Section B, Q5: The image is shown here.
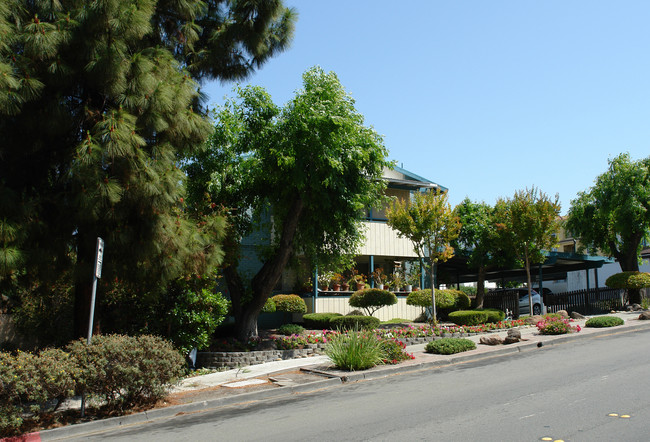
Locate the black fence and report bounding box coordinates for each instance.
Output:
[483,287,627,317]
[544,288,626,315]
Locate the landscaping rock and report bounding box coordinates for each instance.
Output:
[556,310,569,318]
[638,311,650,320]
[507,329,521,339]
[570,311,587,319]
[479,335,503,346]
[524,315,544,325]
[503,336,520,345]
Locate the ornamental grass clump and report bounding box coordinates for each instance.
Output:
[536,316,581,335]
[425,338,476,355]
[585,316,624,328]
[325,330,385,370]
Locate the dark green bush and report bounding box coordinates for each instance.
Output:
[585,316,624,328]
[271,294,307,313]
[479,308,506,323]
[330,315,381,330]
[349,288,397,316]
[455,292,471,310]
[605,271,650,289]
[68,334,184,412]
[302,312,343,329]
[425,337,476,355]
[276,324,305,335]
[448,310,489,326]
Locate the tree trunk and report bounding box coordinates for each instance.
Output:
[475,265,486,309]
[234,196,304,341]
[612,239,642,304]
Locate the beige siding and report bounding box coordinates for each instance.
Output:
[357,221,418,257]
[312,296,422,321]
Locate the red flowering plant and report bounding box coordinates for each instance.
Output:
[379,339,415,364]
[536,316,581,335]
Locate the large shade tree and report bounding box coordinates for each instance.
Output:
[185,67,390,340]
[493,187,561,314]
[386,191,461,322]
[0,0,296,338]
[566,153,650,303]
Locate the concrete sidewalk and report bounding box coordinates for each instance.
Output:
[34,311,650,441]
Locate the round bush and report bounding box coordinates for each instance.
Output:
[261,298,277,313]
[302,312,342,329]
[585,316,624,328]
[605,271,650,289]
[276,324,305,335]
[406,289,455,309]
[271,294,307,313]
[349,288,397,316]
[330,315,381,330]
[425,337,476,355]
[448,310,489,326]
[479,308,505,323]
[454,291,471,310]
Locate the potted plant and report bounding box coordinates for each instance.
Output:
[331,273,343,291]
[390,272,406,292]
[317,271,334,291]
[347,270,367,291]
[406,268,421,291]
[371,268,386,289]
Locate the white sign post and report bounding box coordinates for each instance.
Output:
[87,237,104,345]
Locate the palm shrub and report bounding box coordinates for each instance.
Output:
[325,330,385,370]
[425,338,476,355]
[349,288,397,316]
[585,316,624,328]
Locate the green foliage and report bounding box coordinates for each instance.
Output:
[479,308,506,323]
[270,294,307,313]
[330,315,381,331]
[425,338,476,355]
[0,0,296,339]
[379,339,413,364]
[185,66,390,339]
[349,288,397,316]
[261,298,277,313]
[0,348,77,434]
[276,324,305,335]
[448,310,490,326]
[605,272,650,289]
[585,316,624,328]
[387,191,461,319]
[166,284,229,353]
[302,312,343,329]
[455,292,472,310]
[325,330,385,370]
[68,334,184,412]
[407,289,470,319]
[567,153,650,275]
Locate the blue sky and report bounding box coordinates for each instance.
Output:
[203,1,650,214]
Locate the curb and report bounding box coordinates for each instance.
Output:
[36,319,650,440]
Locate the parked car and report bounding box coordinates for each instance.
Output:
[487,288,544,317]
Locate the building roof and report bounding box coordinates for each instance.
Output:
[383,165,448,192]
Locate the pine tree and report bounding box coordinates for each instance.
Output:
[0,0,295,339]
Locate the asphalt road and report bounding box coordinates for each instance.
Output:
[65,327,650,441]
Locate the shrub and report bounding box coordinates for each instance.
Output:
[448,310,489,326]
[325,330,385,370]
[585,316,624,328]
[276,324,305,335]
[68,334,184,412]
[0,348,78,434]
[302,312,342,329]
[605,271,650,289]
[349,288,397,316]
[261,297,277,313]
[425,338,476,355]
[536,317,580,335]
[330,315,381,331]
[479,308,506,323]
[406,289,454,309]
[380,339,414,364]
[271,294,307,313]
[455,291,471,310]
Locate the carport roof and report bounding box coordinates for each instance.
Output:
[438,251,615,284]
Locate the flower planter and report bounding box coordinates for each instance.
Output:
[332,283,341,291]
[355,283,365,291]
[341,283,350,291]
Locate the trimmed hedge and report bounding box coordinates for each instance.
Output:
[276,324,305,335]
[302,312,343,329]
[425,337,476,355]
[448,310,489,326]
[479,308,506,323]
[270,294,307,313]
[349,288,397,316]
[330,315,381,330]
[261,298,277,313]
[585,316,624,328]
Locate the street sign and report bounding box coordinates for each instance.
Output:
[94,237,104,279]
